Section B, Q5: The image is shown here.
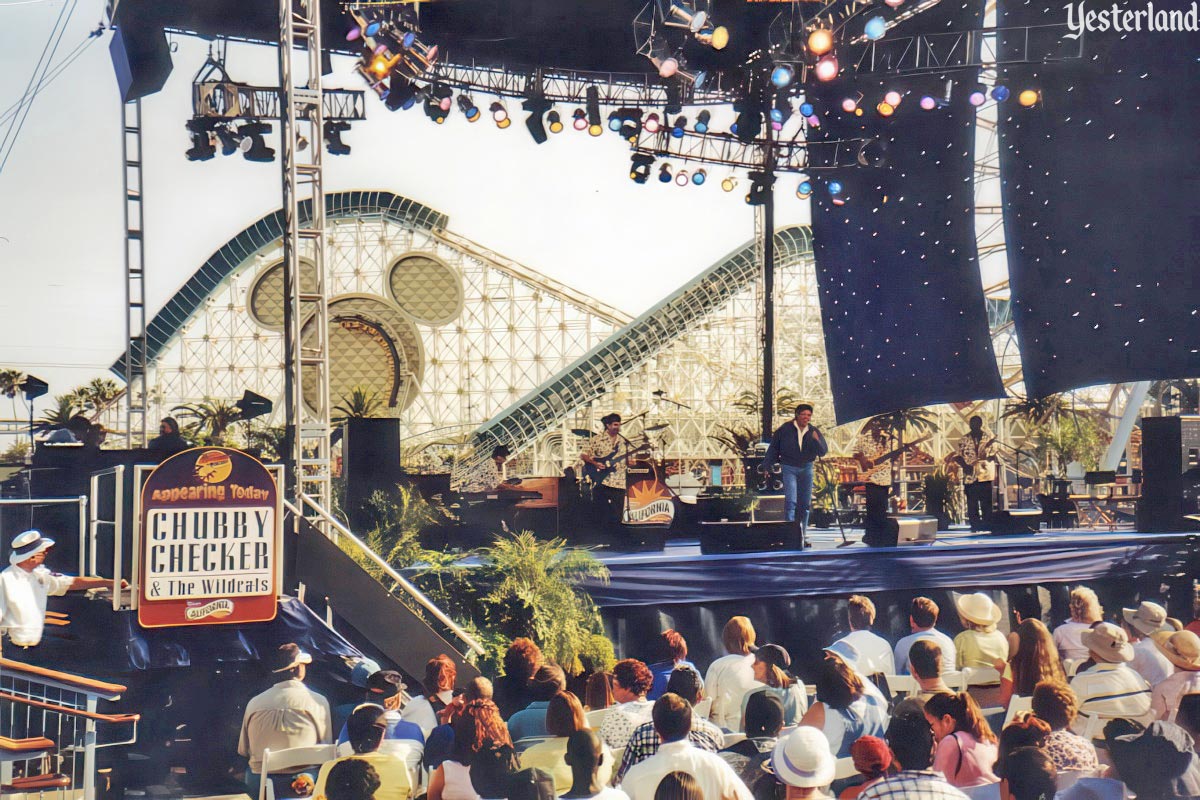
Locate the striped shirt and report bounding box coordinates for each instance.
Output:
[1069,663,1153,732]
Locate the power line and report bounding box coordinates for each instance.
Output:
[0,32,100,128]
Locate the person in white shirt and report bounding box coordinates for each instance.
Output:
[705,616,759,732]
[1053,586,1103,663]
[238,643,333,795]
[832,595,895,677]
[1149,630,1200,722]
[562,729,629,800]
[1068,622,1153,733]
[771,726,836,800]
[620,693,753,800]
[403,654,459,738]
[893,596,957,675]
[599,659,656,750]
[0,530,114,649]
[1121,600,1176,686]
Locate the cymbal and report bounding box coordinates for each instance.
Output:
[570,428,594,438]
[645,423,671,432]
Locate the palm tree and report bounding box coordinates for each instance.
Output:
[0,369,25,418]
[731,388,800,419]
[38,395,78,428]
[172,399,241,444]
[869,407,938,489]
[709,424,759,457]
[333,386,384,424]
[73,378,121,412]
[1002,394,1072,428]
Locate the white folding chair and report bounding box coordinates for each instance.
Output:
[259,744,337,800]
[1002,695,1033,729]
[942,670,968,692]
[585,707,610,730]
[884,674,919,697]
[1055,770,1097,791]
[961,666,1002,686]
[692,696,713,720]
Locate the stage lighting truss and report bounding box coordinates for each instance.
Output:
[851,21,1085,74]
[348,7,439,97]
[633,2,719,94]
[631,127,879,174]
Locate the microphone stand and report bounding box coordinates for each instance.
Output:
[991,440,1036,509]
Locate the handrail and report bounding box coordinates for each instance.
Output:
[286,495,485,656]
[0,496,89,575]
[0,658,127,699]
[0,692,141,724]
[0,735,56,752]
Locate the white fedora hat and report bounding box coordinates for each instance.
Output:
[10,530,55,566]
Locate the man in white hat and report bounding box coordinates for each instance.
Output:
[238,642,333,795]
[1149,630,1200,723]
[770,726,835,799]
[1069,622,1154,734]
[1121,600,1176,686]
[0,529,114,649]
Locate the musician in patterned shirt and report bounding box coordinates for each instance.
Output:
[581,414,630,531]
[954,416,995,531]
[854,418,895,542]
[458,446,511,493]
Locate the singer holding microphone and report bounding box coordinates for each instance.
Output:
[763,404,829,538]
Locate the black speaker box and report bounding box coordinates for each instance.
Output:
[1137,416,1200,530]
[863,513,938,547]
[990,507,1043,535]
[110,25,173,102]
[699,520,801,554]
[344,418,402,533]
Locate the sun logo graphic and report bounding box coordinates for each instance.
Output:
[194,450,234,484]
[624,481,676,525]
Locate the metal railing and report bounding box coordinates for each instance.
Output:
[0,497,87,576]
[88,467,125,612]
[0,659,139,800]
[285,495,485,656]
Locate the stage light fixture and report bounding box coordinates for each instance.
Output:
[523,94,553,143]
[665,1,708,32]
[385,74,418,111]
[185,119,216,161]
[458,94,481,122]
[547,110,564,133]
[842,97,859,113]
[491,101,510,128]
[325,121,352,154]
[643,112,662,133]
[216,125,240,155]
[721,176,738,192]
[692,169,706,185]
[771,65,794,88]
[347,26,361,42]
[572,108,588,130]
[876,101,894,117]
[864,16,887,40]
[969,89,986,106]
[920,95,936,110]
[675,169,690,186]
[423,95,448,123]
[237,121,274,162]
[658,163,673,183]
[664,82,683,116]
[586,86,603,135]
[671,116,687,138]
[630,153,655,183]
[746,170,774,205]
[400,31,417,50]
[808,28,833,56]
[797,180,813,199]
[992,85,1011,101]
[884,90,902,107]
[814,55,838,82]
[608,111,622,132]
[694,110,711,133]
[696,25,729,50]
[1019,89,1039,106]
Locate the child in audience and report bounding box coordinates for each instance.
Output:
[924,692,999,788]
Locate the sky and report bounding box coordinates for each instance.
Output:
[0,0,1003,420]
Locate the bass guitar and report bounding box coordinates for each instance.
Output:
[583,443,650,485]
[852,433,934,472]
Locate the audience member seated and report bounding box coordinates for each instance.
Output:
[427,699,513,800]
[621,694,753,800]
[1121,601,1176,687]
[993,747,1055,800]
[721,691,785,797]
[509,767,557,800]
[953,593,1008,671]
[496,639,545,720]
[468,744,521,800]
[1069,623,1153,733]
[334,658,382,732]
[1005,593,1042,658]
[893,640,952,717]
[654,772,703,800]
[923,692,998,788]
[586,671,615,712]
[317,705,413,800]
[404,655,460,738]
[1054,587,1104,663]
[563,730,630,800]
[1029,680,1099,774]
[742,644,808,727]
[601,659,657,750]
[617,666,723,784]
[521,690,613,793]
[648,630,699,701]
[1150,630,1200,722]
[799,652,888,758]
[706,616,760,732]
[964,715,1051,800]
[509,665,569,744]
[1106,719,1200,798]
[426,677,494,771]
[337,671,425,767]
[858,713,968,799]
[323,759,382,800]
[837,736,893,800]
[771,726,836,800]
[831,596,895,678]
[1176,693,1200,752]
[999,619,1064,709]
[238,643,333,797]
[894,597,957,676]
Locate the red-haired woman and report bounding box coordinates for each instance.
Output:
[647,630,699,700]
[403,654,459,738]
[427,699,512,800]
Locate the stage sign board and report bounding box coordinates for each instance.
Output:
[138,447,281,628]
[623,462,676,526]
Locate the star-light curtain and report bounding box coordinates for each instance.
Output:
[807,0,1004,423]
[997,0,1200,397]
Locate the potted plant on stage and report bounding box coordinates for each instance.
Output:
[924,466,964,529]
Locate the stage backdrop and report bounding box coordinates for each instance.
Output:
[997,0,1200,397]
[807,0,1004,423]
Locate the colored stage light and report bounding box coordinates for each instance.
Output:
[969,90,986,106]
[491,101,511,128]
[920,95,936,110]
[864,16,887,40]
[692,169,706,185]
[458,95,480,122]
[659,163,673,183]
[630,153,654,183]
[1019,89,1039,106]
[884,90,902,107]
[365,21,381,36]
[799,102,814,117]
[573,109,588,130]
[694,110,711,133]
[721,176,737,192]
[814,55,838,82]
[325,121,352,154]
[643,113,661,133]
[671,116,687,138]
[808,29,833,56]
[676,169,690,186]
[877,101,894,117]
[547,110,563,133]
[992,85,1010,101]
[698,26,729,50]
[771,65,794,88]
[797,180,813,199]
[829,180,843,195]
[842,97,858,113]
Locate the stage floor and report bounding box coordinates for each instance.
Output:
[580,527,1197,608]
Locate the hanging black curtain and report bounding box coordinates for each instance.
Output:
[997,0,1200,397]
[807,0,1004,423]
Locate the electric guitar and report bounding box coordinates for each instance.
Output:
[852,433,934,472]
[583,443,651,485]
[954,437,998,480]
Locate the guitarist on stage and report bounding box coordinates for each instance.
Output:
[581,413,631,531]
[853,418,895,539]
[764,404,829,532]
[954,415,997,531]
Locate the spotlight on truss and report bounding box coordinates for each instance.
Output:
[237,121,274,162]
[325,121,352,154]
[185,119,215,161]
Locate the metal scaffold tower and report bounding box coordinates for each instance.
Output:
[121,98,148,447]
[279,0,332,522]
